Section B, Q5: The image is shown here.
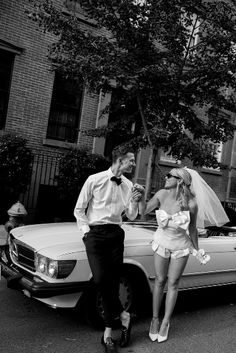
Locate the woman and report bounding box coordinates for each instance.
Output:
[142,167,229,343]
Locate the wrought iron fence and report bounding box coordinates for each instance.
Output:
[20,152,60,222]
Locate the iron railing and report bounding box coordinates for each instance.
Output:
[20,151,60,221]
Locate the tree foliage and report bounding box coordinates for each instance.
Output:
[28,0,236,168]
[57,147,110,198]
[54,148,109,220]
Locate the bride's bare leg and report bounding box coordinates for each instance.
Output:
[150,253,169,333]
[159,255,189,336]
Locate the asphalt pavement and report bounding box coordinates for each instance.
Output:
[0,277,236,353]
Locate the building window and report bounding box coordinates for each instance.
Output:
[0,49,14,129]
[47,74,83,143]
[160,142,222,168]
[159,148,180,164]
[185,13,200,49]
[209,142,222,162]
[203,141,222,171]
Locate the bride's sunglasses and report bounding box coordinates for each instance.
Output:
[165,173,180,180]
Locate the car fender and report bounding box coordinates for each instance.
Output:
[123,257,152,292]
[84,257,152,291]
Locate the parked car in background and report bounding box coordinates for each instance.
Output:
[221,204,236,227]
[205,205,236,237]
[1,220,236,326]
[206,225,236,237]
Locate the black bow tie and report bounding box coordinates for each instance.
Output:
[110,176,122,185]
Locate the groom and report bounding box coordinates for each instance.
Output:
[74,147,144,353]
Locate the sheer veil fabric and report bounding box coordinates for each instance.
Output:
[185,168,229,228]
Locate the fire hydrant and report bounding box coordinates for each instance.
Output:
[0,201,28,263]
[4,201,28,234]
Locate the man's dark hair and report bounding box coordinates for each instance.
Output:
[111,146,135,163]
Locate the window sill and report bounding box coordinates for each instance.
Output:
[158,159,180,167]
[200,167,222,176]
[158,160,222,176]
[43,138,76,149]
[62,7,97,27]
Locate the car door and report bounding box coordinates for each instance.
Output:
[180,234,236,290]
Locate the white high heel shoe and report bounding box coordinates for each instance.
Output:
[157,323,170,343]
[149,332,158,342]
[149,317,159,342]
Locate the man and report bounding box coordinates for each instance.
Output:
[74,148,144,353]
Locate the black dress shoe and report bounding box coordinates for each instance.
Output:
[101,336,117,353]
[119,317,132,347]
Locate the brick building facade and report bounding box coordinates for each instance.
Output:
[0,0,109,222]
[0,0,236,223]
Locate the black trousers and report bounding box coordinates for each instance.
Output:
[83,224,125,327]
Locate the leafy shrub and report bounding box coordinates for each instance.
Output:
[56,148,110,220]
[0,134,33,222]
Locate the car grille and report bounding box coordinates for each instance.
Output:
[10,238,35,272]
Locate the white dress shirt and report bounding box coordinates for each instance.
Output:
[74,168,138,235]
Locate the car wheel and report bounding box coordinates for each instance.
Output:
[83,274,135,328]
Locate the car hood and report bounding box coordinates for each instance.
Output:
[11,223,84,258]
[10,222,154,258]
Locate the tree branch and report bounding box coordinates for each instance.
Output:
[137,94,153,148]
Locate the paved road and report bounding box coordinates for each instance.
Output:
[1,278,236,353]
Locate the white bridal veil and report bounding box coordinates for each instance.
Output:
[185,168,229,228]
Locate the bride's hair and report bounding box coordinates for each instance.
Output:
[170,168,195,210]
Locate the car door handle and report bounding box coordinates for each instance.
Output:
[234,247,236,250]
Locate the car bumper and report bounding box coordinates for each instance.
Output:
[0,250,89,299]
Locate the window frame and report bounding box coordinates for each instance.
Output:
[0,49,15,129]
[47,73,84,143]
[202,141,223,172]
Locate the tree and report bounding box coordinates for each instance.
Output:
[0,134,33,223]
[27,0,236,198]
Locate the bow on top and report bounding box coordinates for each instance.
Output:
[156,210,190,230]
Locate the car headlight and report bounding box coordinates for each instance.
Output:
[35,255,76,279]
[48,260,58,278]
[37,256,48,274]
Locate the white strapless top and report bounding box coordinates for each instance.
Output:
[153,209,192,251]
[156,209,190,230]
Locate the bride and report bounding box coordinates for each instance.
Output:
[140,167,229,343]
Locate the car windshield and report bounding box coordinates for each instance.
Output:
[124,220,157,231]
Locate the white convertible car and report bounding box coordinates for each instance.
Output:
[1,221,236,325]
